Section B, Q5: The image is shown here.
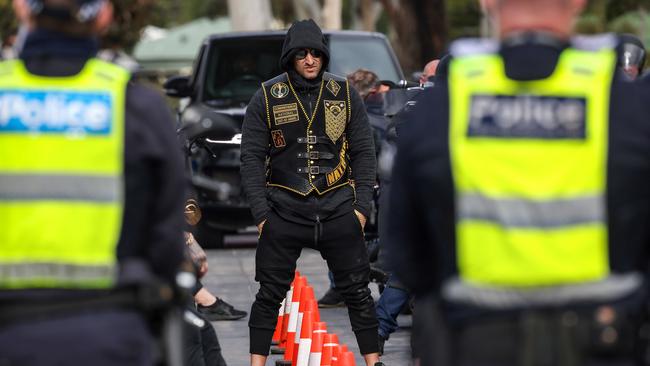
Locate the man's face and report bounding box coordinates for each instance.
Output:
[293,48,323,80]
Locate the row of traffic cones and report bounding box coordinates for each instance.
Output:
[271,271,357,366]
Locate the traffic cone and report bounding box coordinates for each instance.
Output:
[281,274,303,348]
[293,285,315,362]
[331,345,348,366]
[321,333,339,366]
[274,275,300,354]
[277,276,308,366]
[337,351,356,366]
[308,322,326,366]
[295,311,314,366]
[305,299,320,322]
[272,298,286,345]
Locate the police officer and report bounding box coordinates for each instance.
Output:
[241,19,382,366]
[0,0,186,365]
[387,0,650,365]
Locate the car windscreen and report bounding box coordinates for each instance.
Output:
[328,35,401,83]
[203,38,283,106]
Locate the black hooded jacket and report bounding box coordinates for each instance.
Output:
[241,20,376,225]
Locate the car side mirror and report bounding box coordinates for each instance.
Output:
[164,76,192,98]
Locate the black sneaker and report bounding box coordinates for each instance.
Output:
[317,288,346,308]
[197,298,247,321]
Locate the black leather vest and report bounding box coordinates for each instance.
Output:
[262,72,351,195]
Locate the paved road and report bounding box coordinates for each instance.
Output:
[202,247,413,365]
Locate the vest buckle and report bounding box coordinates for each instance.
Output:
[307,135,317,144]
[309,151,319,159]
[309,166,320,175]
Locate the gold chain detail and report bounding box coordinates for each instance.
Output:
[261,83,271,129]
[287,74,325,187]
[287,75,325,127]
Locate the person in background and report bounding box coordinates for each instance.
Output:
[0,0,186,365]
[241,19,382,366]
[419,59,440,86]
[388,0,650,365]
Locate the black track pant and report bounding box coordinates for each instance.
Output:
[249,210,379,355]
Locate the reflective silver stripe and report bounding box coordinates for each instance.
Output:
[458,193,604,228]
[442,273,642,309]
[0,262,116,284]
[0,174,119,202]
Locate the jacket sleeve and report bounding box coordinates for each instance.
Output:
[122,82,186,283]
[241,88,271,225]
[386,87,444,296]
[346,87,377,218]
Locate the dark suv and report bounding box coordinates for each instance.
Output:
[165,30,404,247]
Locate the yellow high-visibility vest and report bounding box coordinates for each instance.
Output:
[449,46,615,287]
[0,59,129,289]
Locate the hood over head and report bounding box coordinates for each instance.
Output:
[280,19,330,72]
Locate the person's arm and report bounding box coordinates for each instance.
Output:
[122,82,186,282]
[346,87,377,221]
[241,88,271,226]
[386,86,446,295]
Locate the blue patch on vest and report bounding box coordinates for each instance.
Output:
[467,95,586,139]
[0,90,113,135]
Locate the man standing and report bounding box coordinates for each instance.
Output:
[0,0,186,365]
[241,19,382,366]
[388,0,650,365]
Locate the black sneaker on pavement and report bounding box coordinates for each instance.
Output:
[317,288,346,308]
[197,298,247,321]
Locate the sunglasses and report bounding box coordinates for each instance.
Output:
[295,48,323,60]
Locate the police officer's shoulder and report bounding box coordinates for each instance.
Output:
[449,38,499,58]
[571,33,618,52]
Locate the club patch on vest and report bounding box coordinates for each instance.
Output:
[467,95,586,139]
[270,82,289,98]
[327,140,348,186]
[324,100,346,142]
[272,103,300,125]
[271,129,286,148]
[0,90,112,135]
[326,79,341,96]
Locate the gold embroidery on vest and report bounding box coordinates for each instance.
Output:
[326,79,341,96]
[324,100,346,143]
[326,140,348,186]
[270,82,289,98]
[272,103,300,125]
[271,130,286,148]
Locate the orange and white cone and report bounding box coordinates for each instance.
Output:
[305,298,320,322]
[295,311,314,366]
[271,298,286,345]
[277,276,308,366]
[293,285,315,362]
[337,351,356,366]
[331,345,348,366]
[308,322,326,366]
[280,274,301,349]
[321,333,339,366]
